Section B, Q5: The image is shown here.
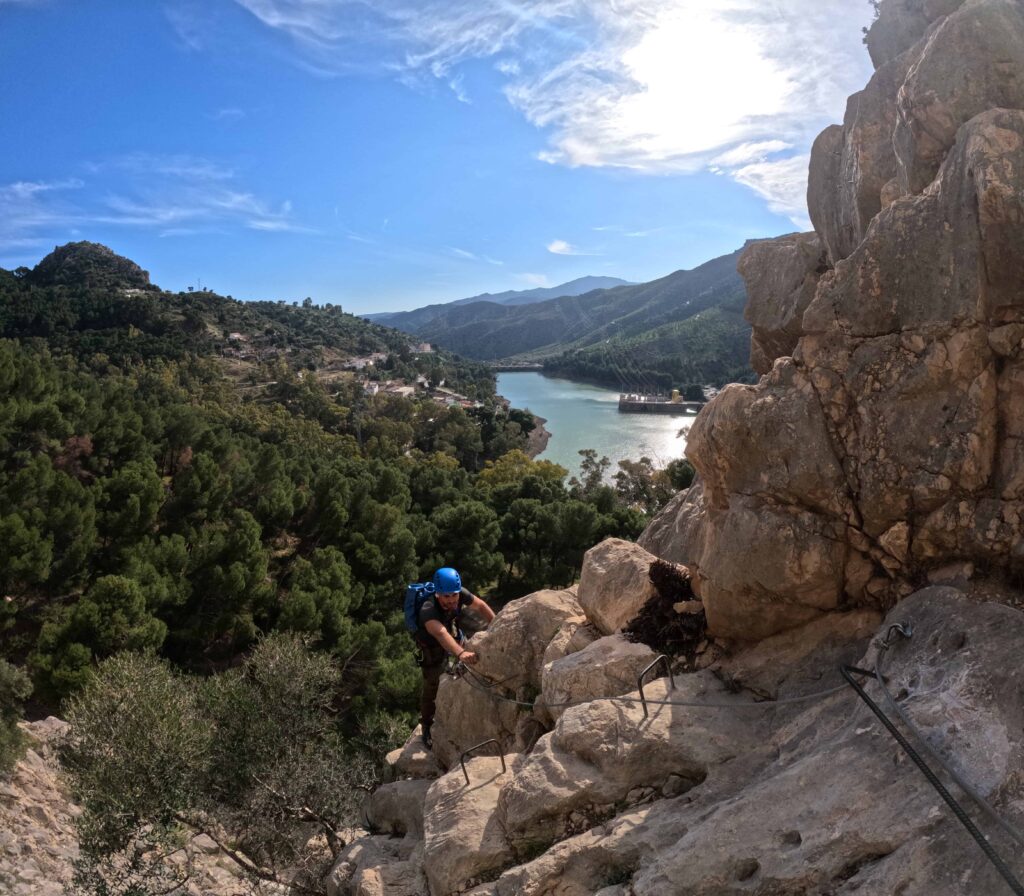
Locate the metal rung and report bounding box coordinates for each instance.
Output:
[459,738,506,786]
[637,654,675,719]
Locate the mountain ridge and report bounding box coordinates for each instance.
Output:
[365,275,633,328]
[389,248,753,387]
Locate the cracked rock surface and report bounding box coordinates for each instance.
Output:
[664,0,1024,640]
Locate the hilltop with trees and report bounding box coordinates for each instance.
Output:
[0,243,692,795]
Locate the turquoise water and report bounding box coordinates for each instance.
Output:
[497,372,691,478]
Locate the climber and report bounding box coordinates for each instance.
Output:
[416,566,495,749]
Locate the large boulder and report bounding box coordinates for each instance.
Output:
[422,756,523,896]
[383,728,441,783]
[637,480,708,569]
[365,779,432,838]
[431,588,583,768]
[500,673,765,854]
[577,539,663,635]
[673,106,1024,638]
[892,0,1024,195]
[471,588,584,690]
[864,0,966,68]
[739,232,826,372]
[326,835,426,896]
[430,671,531,771]
[541,635,657,721]
[540,616,599,669]
[444,590,1024,896]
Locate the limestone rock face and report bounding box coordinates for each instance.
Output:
[864,0,966,68]
[327,835,426,896]
[540,634,657,721]
[643,0,1024,639]
[892,0,1024,195]
[422,756,522,896]
[384,728,442,783]
[739,232,825,372]
[636,481,707,569]
[430,672,529,771]
[382,590,1024,896]
[540,616,599,670]
[808,52,910,263]
[501,674,765,854]
[577,539,662,635]
[471,588,584,690]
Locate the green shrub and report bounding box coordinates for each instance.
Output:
[0,659,31,775]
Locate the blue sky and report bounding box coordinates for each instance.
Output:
[0,0,875,313]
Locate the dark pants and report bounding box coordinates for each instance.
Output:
[417,637,447,731]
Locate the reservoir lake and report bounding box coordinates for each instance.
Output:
[497,372,691,478]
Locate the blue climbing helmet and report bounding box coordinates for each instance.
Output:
[432,567,461,594]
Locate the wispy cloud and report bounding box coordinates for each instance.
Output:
[208,0,873,224]
[730,153,813,227]
[547,238,598,256]
[519,272,550,288]
[0,154,309,257]
[449,246,504,265]
[208,107,247,122]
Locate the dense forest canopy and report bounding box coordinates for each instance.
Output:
[0,243,689,745]
[0,242,698,894]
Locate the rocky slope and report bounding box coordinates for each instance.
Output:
[334,542,1024,896]
[0,721,255,896]
[336,1,1024,894]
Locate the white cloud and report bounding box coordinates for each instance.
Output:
[519,272,550,287]
[209,0,874,224]
[547,238,598,256]
[731,154,814,226]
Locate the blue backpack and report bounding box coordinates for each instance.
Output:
[403,582,436,635]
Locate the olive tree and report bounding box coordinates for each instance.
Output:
[62,635,403,896]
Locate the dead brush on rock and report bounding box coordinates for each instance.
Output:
[623,560,708,668]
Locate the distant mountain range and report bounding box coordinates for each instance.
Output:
[366,249,753,388]
[366,276,633,330]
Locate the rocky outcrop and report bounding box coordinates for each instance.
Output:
[808,52,909,264]
[342,581,1024,896]
[739,232,826,373]
[656,0,1024,641]
[0,720,77,896]
[864,0,966,68]
[430,587,582,767]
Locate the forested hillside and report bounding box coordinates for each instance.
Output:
[543,303,752,390]
[0,243,685,765]
[369,275,632,329]
[375,248,754,388]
